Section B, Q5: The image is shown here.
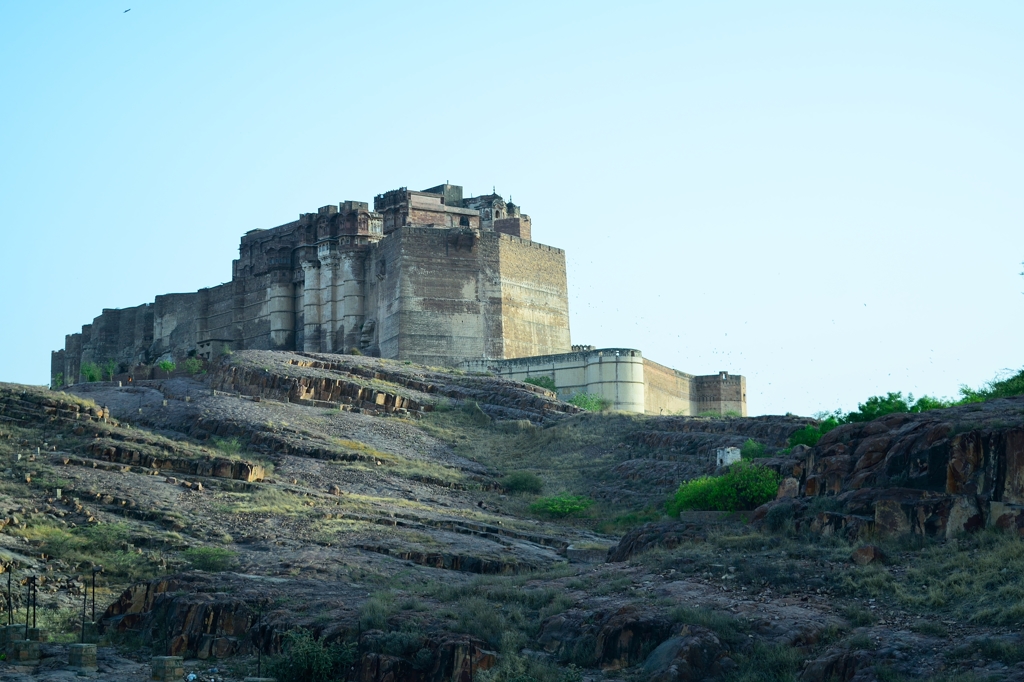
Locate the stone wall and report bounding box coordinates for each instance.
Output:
[642,359,694,415]
[461,349,646,413]
[462,350,746,416]
[53,182,574,383]
[691,372,747,417]
[496,234,570,360]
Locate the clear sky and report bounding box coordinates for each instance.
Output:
[1,1,1021,416]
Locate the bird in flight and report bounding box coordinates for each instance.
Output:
[124,8,131,12]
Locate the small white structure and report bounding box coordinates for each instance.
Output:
[716,447,741,467]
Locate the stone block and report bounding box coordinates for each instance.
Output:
[26,626,46,642]
[566,545,608,563]
[69,643,98,671]
[7,637,41,663]
[151,655,185,681]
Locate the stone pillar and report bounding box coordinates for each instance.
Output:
[26,626,45,642]
[319,253,340,353]
[301,261,321,352]
[0,624,22,648]
[268,272,295,350]
[341,251,366,354]
[69,643,98,672]
[151,655,185,681]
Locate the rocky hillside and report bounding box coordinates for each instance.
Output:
[1,354,1023,682]
[754,395,1024,540]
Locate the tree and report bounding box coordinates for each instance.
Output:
[158,360,176,375]
[102,359,117,381]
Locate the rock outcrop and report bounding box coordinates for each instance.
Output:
[755,396,1024,539]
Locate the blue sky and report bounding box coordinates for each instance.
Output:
[1,1,1021,416]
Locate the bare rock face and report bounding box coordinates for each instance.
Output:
[754,396,1024,539]
[357,631,496,682]
[641,625,731,682]
[607,521,707,563]
[538,605,674,670]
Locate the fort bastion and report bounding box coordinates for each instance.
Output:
[51,183,746,416]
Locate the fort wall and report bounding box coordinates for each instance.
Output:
[51,181,746,417]
[461,350,746,416]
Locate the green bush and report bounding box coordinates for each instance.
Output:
[530,493,593,518]
[524,375,557,392]
[81,362,102,382]
[502,471,544,495]
[568,393,611,411]
[960,368,1024,403]
[182,357,203,375]
[182,547,236,572]
[212,437,242,457]
[157,360,176,374]
[740,438,766,459]
[102,359,118,381]
[266,629,355,682]
[667,462,781,514]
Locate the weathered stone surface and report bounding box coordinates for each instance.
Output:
[641,625,730,682]
[538,605,674,670]
[850,545,886,565]
[754,396,1024,539]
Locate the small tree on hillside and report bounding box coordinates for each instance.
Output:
[102,359,117,381]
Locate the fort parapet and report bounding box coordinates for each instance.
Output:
[51,181,746,416]
[461,349,747,416]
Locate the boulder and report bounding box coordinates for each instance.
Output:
[641,625,730,682]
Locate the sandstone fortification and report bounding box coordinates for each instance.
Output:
[51,182,745,415]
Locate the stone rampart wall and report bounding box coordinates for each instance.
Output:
[642,358,694,415]
[496,234,570,360]
[462,348,646,413]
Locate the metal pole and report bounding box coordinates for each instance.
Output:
[81,577,87,644]
[31,577,36,629]
[6,564,11,626]
[24,576,30,639]
[256,605,262,677]
[92,570,96,621]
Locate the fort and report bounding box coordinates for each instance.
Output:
[51,182,746,416]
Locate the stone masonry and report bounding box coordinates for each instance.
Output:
[53,183,570,378]
[51,182,747,416]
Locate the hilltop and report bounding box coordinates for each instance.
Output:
[0,351,1022,682]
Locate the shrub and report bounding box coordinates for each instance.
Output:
[568,393,611,411]
[530,493,593,518]
[960,368,1024,403]
[667,462,781,514]
[102,359,118,381]
[213,437,242,457]
[524,375,557,392]
[182,357,203,375]
[158,360,176,374]
[53,372,64,389]
[81,362,102,382]
[740,438,766,459]
[182,547,236,572]
[502,471,544,495]
[348,347,362,356]
[266,629,355,682]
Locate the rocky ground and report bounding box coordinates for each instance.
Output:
[0,351,1022,681]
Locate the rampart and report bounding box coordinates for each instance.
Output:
[51,181,746,417]
[460,349,747,416]
[52,183,570,383]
